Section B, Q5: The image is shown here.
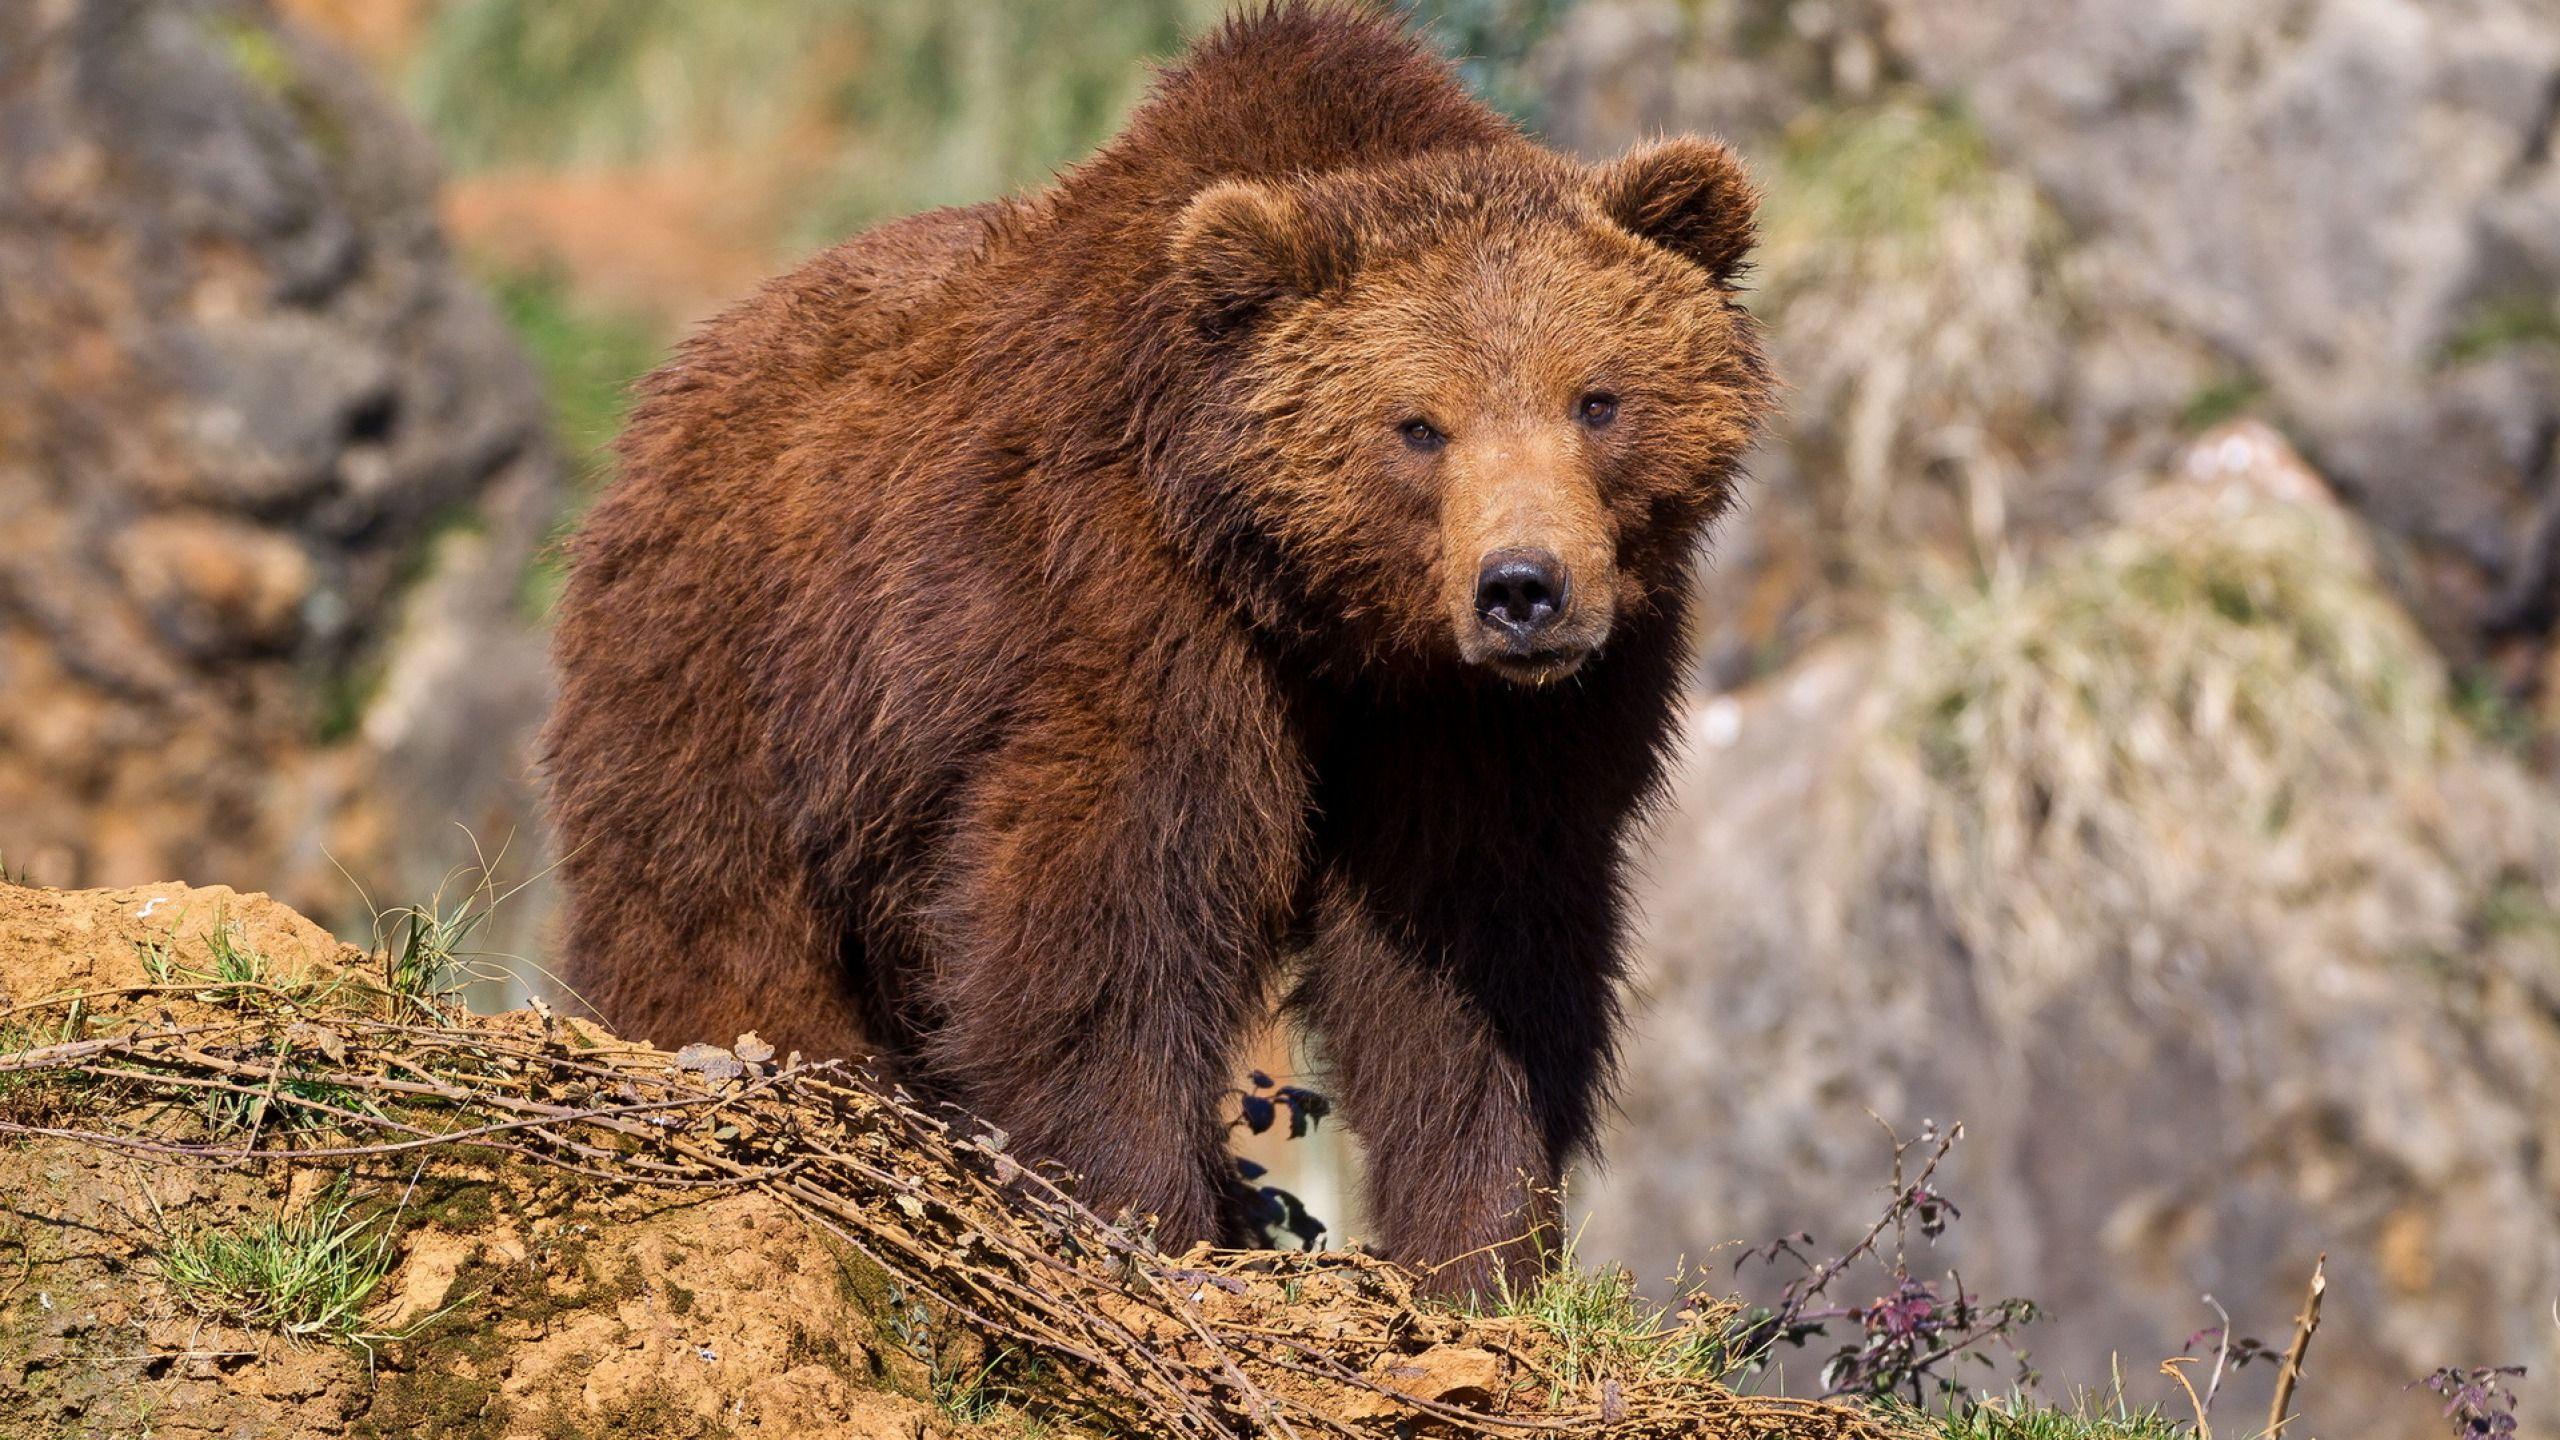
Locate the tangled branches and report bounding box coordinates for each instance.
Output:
[0,982,1908,1440]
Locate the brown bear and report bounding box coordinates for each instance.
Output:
[542,1,1770,1295]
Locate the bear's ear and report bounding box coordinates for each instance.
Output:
[1594,136,1758,286]
[1169,180,1357,332]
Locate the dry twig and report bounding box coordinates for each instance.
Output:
[2265,1254,2326,1438]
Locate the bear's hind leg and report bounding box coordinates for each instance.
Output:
[914,671,1304,1249]
[558,859,871,1064]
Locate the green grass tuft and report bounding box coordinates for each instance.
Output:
[1479,1236,1735,1403]
[1918,1394,2193,1439]
[356,845,549,1018]
[155,1187,398,1346]
[136,918,333,1011]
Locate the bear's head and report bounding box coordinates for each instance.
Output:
[1161,137,1770,685]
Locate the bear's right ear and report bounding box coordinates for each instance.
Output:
[1169,180,1356,333]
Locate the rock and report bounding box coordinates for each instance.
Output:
[1537,0,2560,682]
[111,515,316,657]
[1581,442,2560,1434]
[1347,1345,1508,1418]
[0,0,559,948]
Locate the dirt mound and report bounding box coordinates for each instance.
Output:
[0,880,1903,1439]
[0,882,958,1439]
[0,882,355,1004]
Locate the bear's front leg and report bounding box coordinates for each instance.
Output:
[915,655,1307,1248]
[1294,862,1626,1299]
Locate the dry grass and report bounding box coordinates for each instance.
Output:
[1846,467,2559,1030]
[1753,99,2071,580]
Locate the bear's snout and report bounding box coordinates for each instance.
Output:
[1441,441,1616,685]
[1474,548,1568,643]
[1460,536,1607,685]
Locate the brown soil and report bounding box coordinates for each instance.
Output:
[0,880,1904,1439]
[0,881,1014,1440]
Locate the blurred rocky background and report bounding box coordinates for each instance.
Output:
[1541,6,2560,1436]
[0,2,2552,1436]
[0,0,558,952]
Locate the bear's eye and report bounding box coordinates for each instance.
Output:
[1577,392,1620,428]
[1398,418,1447,452]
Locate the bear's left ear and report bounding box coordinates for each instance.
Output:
[1594,136,1759,286]
[1170,179,1358,333]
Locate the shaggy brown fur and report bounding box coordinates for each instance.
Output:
[543,2,1770,1295]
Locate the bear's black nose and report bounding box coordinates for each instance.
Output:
[1474,549,1568,643]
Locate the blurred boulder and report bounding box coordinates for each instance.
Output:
[1539,0,2560,693]
[0,0,558,936]
[1582,431,2560,1434]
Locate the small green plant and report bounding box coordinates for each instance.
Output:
[883,1285,1030,1424]
[136,919,331,1010]
[0,1005,96,1122]
[352,835,556,1019]
[1916,1391,2191,1440]
[193,1048,373,1138]
[1727,1124,2043,1405]
[1482,1230,1733,1404]
[203,924,273,989]
[2412,1365,2527,1438]
[374,887,489,1019]
[154,1186,398,1347]
[934,1346,1023,1425]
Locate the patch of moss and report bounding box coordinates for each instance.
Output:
[352,1301,516,1440]
[2443,296,2560,366]
[539,1377,735,1440]
[784,1316,866,1380]
[626,1376,742,1437]
[201,15,350,164]
[1769,99,2003,246]
[2179,370,2267,432]
[353,1209,643,1439]
[823,1235,903,1325]
[404,1176,498,1236]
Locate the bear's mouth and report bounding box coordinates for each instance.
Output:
[1484,647,1591,686]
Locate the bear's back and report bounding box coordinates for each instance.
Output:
[545,200,1016,922]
